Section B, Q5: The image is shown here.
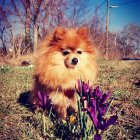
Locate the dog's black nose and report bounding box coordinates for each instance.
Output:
[71,58,78,65]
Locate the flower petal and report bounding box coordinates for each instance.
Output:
[43,94,47,106]
[94,134,101,140]
[37,91,43,101]
[100,91,112,104]
[83,82,87,94]
[99,115,118,130]
[93,86,102,99]
[78,79,81,92]
[38,101,43,107]
[98,103,109,116]
[87,100,98,127]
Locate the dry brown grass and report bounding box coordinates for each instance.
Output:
[0,59,140,139]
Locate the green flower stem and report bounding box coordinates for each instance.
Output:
[42,112,46,136]
[104,97,114,117]
[48,106,52,119]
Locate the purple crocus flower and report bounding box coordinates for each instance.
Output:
[86,99,117,140]
[76,80,118,140]
[92,87,112,117]
[77,79,93,100]
[37,91,48,111]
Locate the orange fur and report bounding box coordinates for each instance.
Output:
[31,27,98,118]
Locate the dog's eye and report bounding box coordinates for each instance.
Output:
[63,51,69,56]
[77,51,82,54]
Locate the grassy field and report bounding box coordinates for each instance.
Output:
[0,60,140,140]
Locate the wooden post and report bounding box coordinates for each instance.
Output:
[105,0,109,59]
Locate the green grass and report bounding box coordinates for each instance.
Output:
[0,60,140,140]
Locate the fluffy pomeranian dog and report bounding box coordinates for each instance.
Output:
[31,27,97,118]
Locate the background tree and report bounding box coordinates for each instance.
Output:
[0,2,11,55]
[117,23,140,58]
[0,0,140,59]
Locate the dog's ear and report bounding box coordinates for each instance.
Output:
[77,27,88,39]
[53,27,66,41]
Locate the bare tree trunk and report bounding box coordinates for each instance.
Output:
[32,0,43,53]
[123,48,126,58]
[25,0,31,52]
[1,31,7,55]
[33,24,38,54]
[2,42,7,55]
[17,34,22,59]
[11,22,15,58]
